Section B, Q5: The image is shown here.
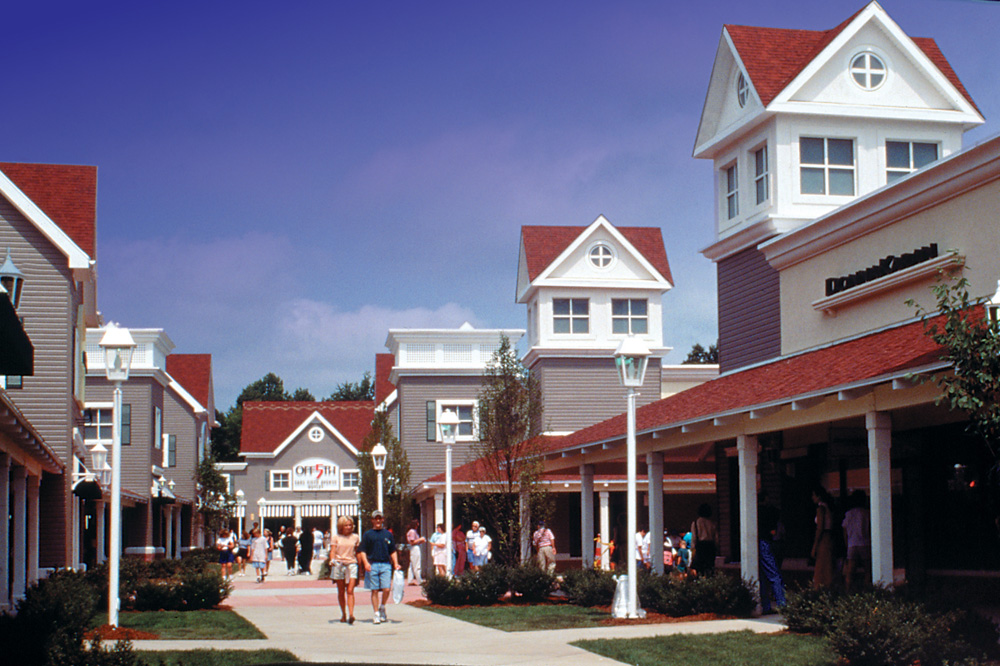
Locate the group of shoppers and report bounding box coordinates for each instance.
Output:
[327,510,401,625]
[426,520,494,577]
[217,525,276,583]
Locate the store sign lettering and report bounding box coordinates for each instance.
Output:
[825,244,938,296]
[292,457,339,491]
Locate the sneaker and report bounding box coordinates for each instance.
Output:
[379,606,387,622]
[373,613,381,625]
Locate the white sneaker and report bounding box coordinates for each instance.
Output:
[379,606,387,622]
[373,613,381,625]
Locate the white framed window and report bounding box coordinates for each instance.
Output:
[800,137,855,196]
[308,426,325,442]
[736,72,749,107]
[84,403,130,446]
[163,434,176,468]
[612,299,648,335]
[886,141,938,183]
[220,473,232,494]
[588,242,616,269]
[724,163,739,219]
[553,298,589,334]
[753,145,769,205]
[437,401,476,441]
[342,470,360,490]
[270,470,291,491]
[850,52,885,90]
[154,406,162,450]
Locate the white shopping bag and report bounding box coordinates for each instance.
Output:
[391,569,405,604]
[610,575,646,619]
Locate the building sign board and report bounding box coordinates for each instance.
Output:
[825,244,938,296]
[292,458,339,491]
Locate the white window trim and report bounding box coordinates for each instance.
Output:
[270,470,292,492]
[551,297,591,336]
[82,402,115,444]
[586,241,617,271]
[885,140,939,183]
[341,469,361,490]
[611,298,649,336]
[162,434,170,467]
[308,426,325,442]
[847,47,889,92]
[723,162,739,220]
[435,400,478,442]
[154,406,162,450]
[797,136,856,199]
[752,144,769,207]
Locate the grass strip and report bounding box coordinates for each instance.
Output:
[93,609,265,639]
[573,630,837,666]
[136,648,297,665]
[425,604,608,631]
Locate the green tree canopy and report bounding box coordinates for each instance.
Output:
[358,410,411,536]
[683,343,719,364]
[327,371,375,401]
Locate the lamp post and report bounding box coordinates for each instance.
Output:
[236,489,245,536]
[98,322,136,629]
[438,408,459,578]
[614,335,650,619]
[986,280,1000,328]
[371,442,388,513]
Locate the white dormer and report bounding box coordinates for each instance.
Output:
[85,327,175,378]
[517,215,673,360]
[695,1,983,263]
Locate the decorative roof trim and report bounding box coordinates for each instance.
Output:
[266,411,361,459]
[0,169,91,269]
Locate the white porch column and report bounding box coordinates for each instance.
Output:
[434,493,444,527]
[647,452,664,574]
[867,411,893,586]
[293,505,302,530]
[0,454,10,610]
[165,506,174,559]
[173,506,183,559]
[580,464,595,568]
[11,466,27,601]
[95,500,107,564]
[737,435,759,589]
[27,474,39,584]
[519,490,531,564]
[599,491,611,571]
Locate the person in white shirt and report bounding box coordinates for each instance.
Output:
[472,526,492,568]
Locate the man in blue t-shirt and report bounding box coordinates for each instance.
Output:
[358,510,400,625]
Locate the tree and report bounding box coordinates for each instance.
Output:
[908,273,1000,464]
[211,372,315,461]
[464,334,550,567]
[358,410,411,537]
[683,342,719,364]
[327,372,375,401]
[196,454,236,537]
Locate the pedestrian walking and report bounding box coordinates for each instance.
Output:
[358,510,400,625]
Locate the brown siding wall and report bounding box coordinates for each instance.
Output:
[397,375,484,486]
[531,357,661,434]
[0,199,83,567]
[717,248,780,373]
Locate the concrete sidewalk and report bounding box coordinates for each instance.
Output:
[134,561,787,665]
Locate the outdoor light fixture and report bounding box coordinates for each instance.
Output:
[439,408,460,577]
[98,321,135,629]
[236,489,245,535]
[0,248,25,310]
[986,280,1000,329]
[371,442,388,512]
[89,442,108,480]
[614,335,651,619]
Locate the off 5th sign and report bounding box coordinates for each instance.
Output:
[292,458,339,491]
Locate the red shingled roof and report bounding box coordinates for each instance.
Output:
[241,401,374,454]
[521,225,673,284]
[375,353,396,405]
[726,12,977,112]
[0,162,98,257]
[544,317,947,455]
[166,354,213,410]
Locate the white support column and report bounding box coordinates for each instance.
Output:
[434,493,444,527]
[0,454,10,611]
[71,488,81,570]
[599,491,611,571]
[647,452,664,574]
[737,435,759,590]
[293,505,302,530]
[580,464,595,568]
[27,474,39,584]
[165,506,174,560]
[519,490,531,564]
[867,411,893,586]
[173,506,182,559]
[11,466,27,601]
[95,500,107,564]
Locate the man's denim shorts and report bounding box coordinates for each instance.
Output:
[365,561,392,590]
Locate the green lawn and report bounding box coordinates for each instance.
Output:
[573,630,837,666]
[92,609,265,639]
[425,604,609,631]
[136,649,298,665]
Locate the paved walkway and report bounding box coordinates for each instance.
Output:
[134,561,787,665]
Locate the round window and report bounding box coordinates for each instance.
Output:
[736,72,749,108]
[850,52,885,90]
[588,243,615,269]
[308,426,324,442]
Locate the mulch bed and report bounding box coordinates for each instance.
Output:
[86,625,160,641]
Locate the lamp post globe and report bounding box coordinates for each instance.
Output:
[371,442,388,512]
[613,335,650,619]
[97,322,135,629]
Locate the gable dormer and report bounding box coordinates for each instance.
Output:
[696,2,983,263]
[517,215,672,354]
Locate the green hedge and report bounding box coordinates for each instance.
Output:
[84,551,231,612]
[422,564,555,605]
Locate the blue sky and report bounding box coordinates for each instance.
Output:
[5,1,998,409]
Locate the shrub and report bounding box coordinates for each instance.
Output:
[180,569,231,610]
[781,585,842,634]
[691,573,756,616]
[462,565,510,606]
[132,580,184,611]
[507,565,554,603]
[561,568,617,607]
[422,574,468,606]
